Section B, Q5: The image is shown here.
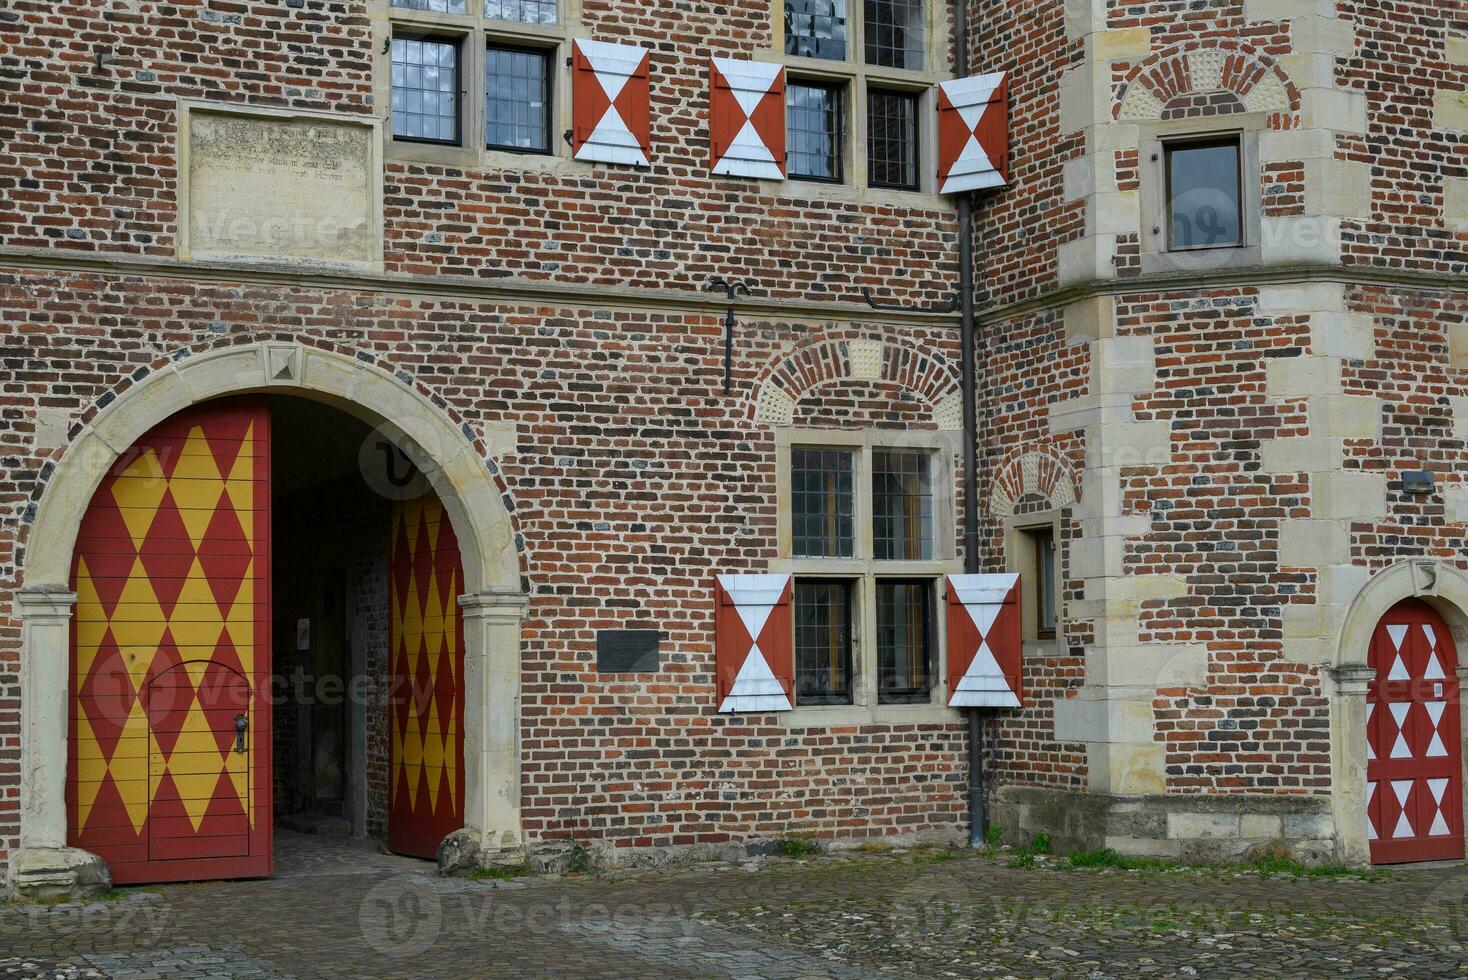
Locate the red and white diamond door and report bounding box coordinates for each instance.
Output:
[1366,599,1463,864]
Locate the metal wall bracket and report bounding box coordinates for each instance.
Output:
[709,276,752,394]
[861,286,959,315]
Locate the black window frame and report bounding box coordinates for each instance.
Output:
[484,41,554,156]
[786,79,847,184]
[875,577,934,704]
[865,86,921,193]
[794,578,856,706]
[390,32,465,147]
[1164,134,1245,253]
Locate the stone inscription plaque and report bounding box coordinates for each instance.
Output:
[186,109,377,268]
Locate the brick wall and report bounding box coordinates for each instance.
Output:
[0,268,969,873]
[968,0,1468,816]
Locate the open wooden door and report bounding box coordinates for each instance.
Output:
[68,397,272,884]
[388,494,466,860]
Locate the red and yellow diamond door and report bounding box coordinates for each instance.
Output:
[68,398,272,884]
[388,495,466,860]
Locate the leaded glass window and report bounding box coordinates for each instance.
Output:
[485,45,550,153]
[391,37,461,145]
[392,0,466,14]
[876,579,932,702]
[863,0,924,70]
[791,447,855,558]
[785,0,848,60]
[795,580,854,705]
[867,88,919,191]
[873,449,932,559]
[788,82,844,182]
[485,0,558,25]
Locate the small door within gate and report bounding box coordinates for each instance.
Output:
[1366,599,1464,864]
[68,398,272,884]
[388,494,466,860]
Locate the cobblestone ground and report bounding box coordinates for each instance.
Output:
[4,832,1468,978]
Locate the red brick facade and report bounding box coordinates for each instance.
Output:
[1,0,1466,884]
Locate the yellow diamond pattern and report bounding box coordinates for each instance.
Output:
[390,495,463,831]
[70,412,263,856]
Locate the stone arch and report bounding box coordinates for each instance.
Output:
[751,336,962,428]
[1328,560,1468,866]
[12,342,527,895]
[988,447,1079,517]
[1115,43,1300,122]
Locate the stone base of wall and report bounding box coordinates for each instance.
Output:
[460,825,971,876]
[990,786,1338,864]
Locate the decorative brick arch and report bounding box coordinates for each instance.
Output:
[1115,43,1301,122]
[752,336,961,428]
[988,447,1079,517]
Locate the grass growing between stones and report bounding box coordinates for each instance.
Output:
[779,836,823,859]
[469,863,532,881]
[1063,847,1389,880]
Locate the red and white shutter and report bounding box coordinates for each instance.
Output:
[946,573,1022,708]
[709,58,785,180]
[715,574,794,713]
[571,38,651,167]
[936,72,1009,194]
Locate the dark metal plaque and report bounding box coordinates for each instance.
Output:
[596,630,661,673]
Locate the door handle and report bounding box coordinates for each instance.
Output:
[234,713,248,754]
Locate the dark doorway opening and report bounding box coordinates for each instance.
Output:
[269,396,392,845]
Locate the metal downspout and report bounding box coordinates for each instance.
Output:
[954,0,986,848]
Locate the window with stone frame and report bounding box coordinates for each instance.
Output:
[382,0,573,166]
[773,0,940,192]
[780,432,957,713]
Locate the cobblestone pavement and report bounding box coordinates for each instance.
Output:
[4,832,1468,978]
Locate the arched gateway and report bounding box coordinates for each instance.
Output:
[12,343,527,894]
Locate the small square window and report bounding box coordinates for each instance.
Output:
[872,449,932,559]
[1023,526,1057,638]
[795,580,854,705]
[1166,137,1243,250]
[785,0,848,61]
[788,81,844,183]
[867,88,920,191]
[792,447,855,558]
[863,0,924,70]
[391,36,461,145]
[485,44,551,154]
[876,578,932,703]
[392,0,467,13]
[485,0,558,25]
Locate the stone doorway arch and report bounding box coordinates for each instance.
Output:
[12,342,527,896]
[1330,560,1468,865]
